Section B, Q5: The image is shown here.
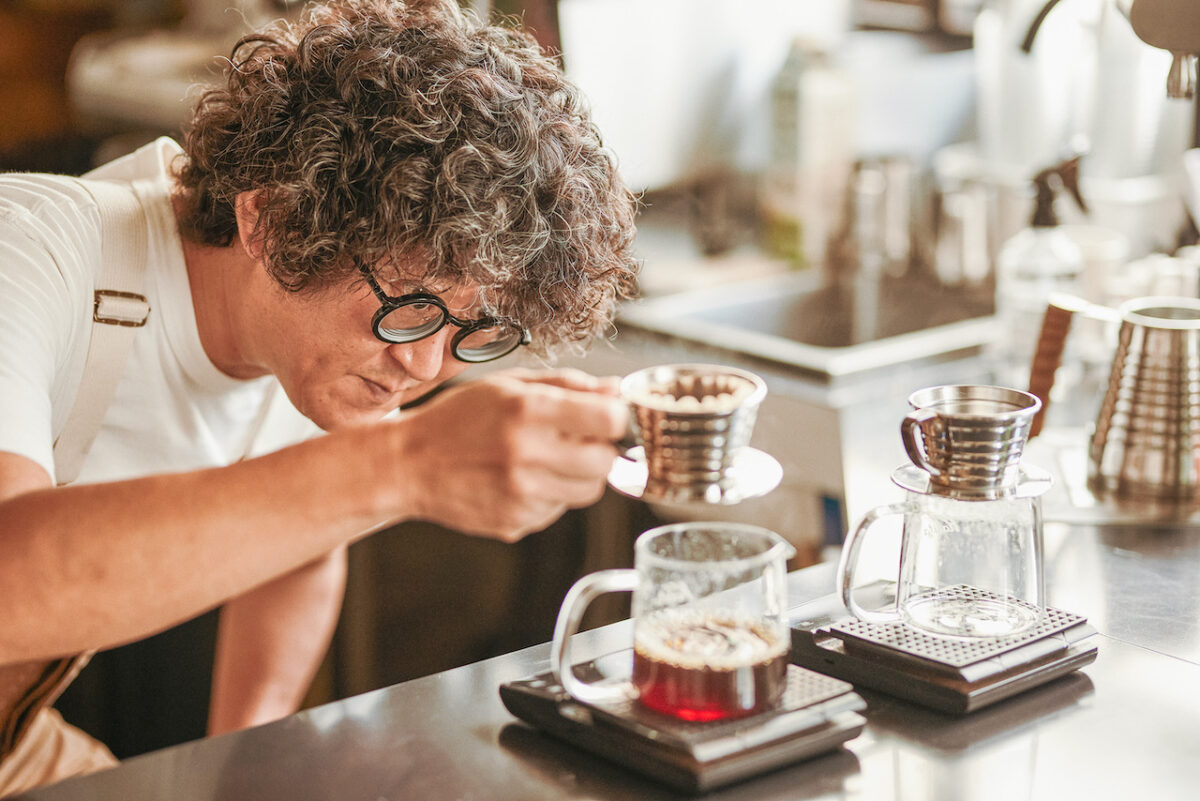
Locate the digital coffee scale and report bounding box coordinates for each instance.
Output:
[500,653,866,794]
[789,582,1099,715]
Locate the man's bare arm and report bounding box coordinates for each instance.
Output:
[0,370,627,665]
[208,547,347,735]
[0,429,384,664]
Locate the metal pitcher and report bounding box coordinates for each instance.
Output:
[1029,294,1200,502]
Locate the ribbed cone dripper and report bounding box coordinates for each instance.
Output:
[901,385,1042,496]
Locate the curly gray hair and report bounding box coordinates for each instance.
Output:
[175,0,638,357]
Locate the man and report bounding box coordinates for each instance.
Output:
[0,0,638,793]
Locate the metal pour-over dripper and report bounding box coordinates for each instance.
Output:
[897,384,1049,499]
[611,364,783,505]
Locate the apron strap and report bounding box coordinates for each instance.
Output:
[52,180,150,485]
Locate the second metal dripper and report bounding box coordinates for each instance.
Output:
[900,384,1044,498]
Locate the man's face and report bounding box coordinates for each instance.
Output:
[253,267,481,431]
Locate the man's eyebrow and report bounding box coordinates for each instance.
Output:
[374,266,486,315]
[450,289,488,318]
[376,271,424,292]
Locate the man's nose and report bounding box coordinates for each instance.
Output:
[388,329,451,381]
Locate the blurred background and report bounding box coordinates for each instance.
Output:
[4,0,1198,764]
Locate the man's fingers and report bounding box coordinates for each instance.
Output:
[505,380,628,442]
[499,367,621,396]
[398,372,627,543]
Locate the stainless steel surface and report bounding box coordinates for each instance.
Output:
[15,520,1200,801]
[1043,520,1200,664]
[617,271,995,380]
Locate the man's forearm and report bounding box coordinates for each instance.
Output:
[0,429,388,664]
[209,547,347,736]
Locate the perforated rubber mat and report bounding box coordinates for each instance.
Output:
[829,585,1086,669]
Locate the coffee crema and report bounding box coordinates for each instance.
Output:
[631,608,789,722]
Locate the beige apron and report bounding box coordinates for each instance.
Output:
[0,659,117,798]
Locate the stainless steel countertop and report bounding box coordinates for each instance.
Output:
[14,518,1200,801]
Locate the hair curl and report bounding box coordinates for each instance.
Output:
[175,0,638,357]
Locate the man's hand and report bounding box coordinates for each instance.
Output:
[387,368,628,541]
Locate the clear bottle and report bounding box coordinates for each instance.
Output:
[761,38,856,270]
[992,156,1087,390]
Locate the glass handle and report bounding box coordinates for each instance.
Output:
[837,503,914,624]
[550,570,639,706]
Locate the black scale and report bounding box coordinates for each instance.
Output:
[789,582,1099,715]
[500,656,866,794]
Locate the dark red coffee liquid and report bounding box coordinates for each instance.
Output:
[631,612,788,722]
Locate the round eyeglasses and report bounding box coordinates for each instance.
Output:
[361,268,531,363]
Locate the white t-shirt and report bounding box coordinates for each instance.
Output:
[0,137,318,485]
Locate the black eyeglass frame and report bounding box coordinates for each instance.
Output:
[360,267,531,363]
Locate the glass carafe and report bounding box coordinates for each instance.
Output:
[838,465,1049,638]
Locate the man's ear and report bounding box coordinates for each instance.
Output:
[233,190,268,260]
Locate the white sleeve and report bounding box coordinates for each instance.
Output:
[0,185,98,480]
